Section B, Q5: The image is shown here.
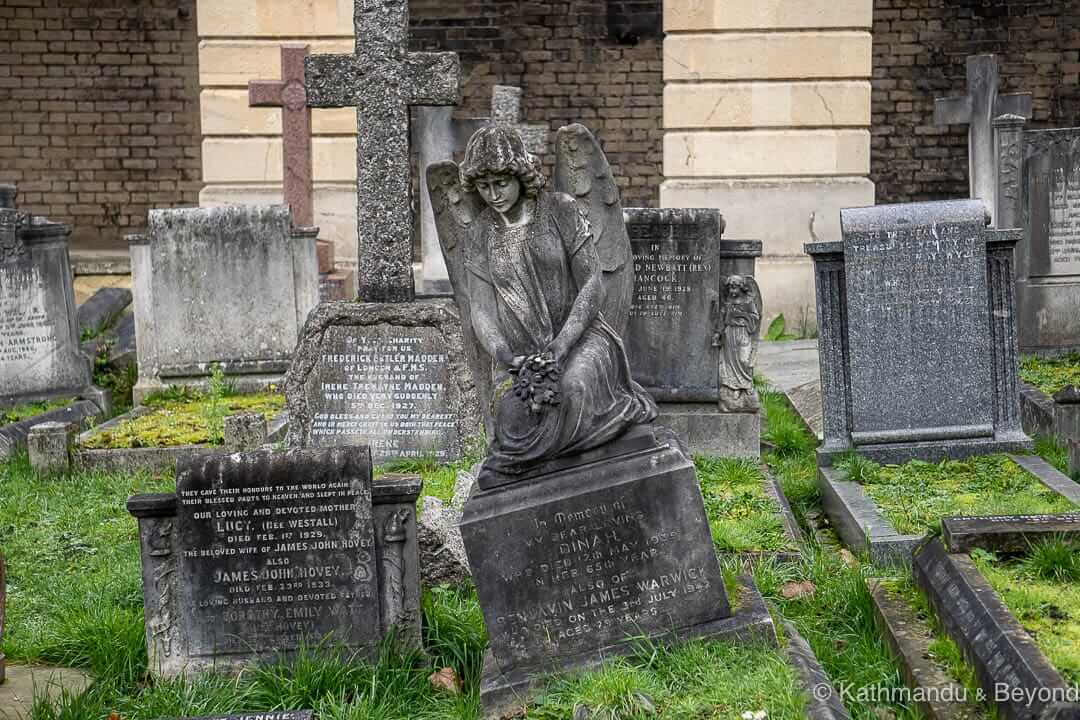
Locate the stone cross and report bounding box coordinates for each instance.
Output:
[305,0,460,303]
[491,85,547,156]
[934,54,1032,224]
[249,44,314,227]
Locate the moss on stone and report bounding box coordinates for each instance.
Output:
[1,398,74,426]
[79,392,284,449]
[1019,352,1080,396]
[854,454,1077,536]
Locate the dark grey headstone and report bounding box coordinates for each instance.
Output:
[284,300,481,465]
[461,426,737,702]
[175,447,381,667]
[807,199,1031,463]
[844,201,993,443]
[1017,128,1080,352]
[0,190,93,409]
[77,287,132,338]
[167,712,313,720]
[624,208,723,402]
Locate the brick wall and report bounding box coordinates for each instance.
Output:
[0,0,201,246]
[871,0,1080,204]
[409,0,664,208]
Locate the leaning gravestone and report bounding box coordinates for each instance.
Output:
[623,208,762,457]
[127,446,422,678]
[807,200,1031,464]
[284,301,481,465]
[130,205,319,402]
[995,118,1080,354]
[0,184,107,458]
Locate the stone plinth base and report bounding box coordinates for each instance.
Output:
[656,403,759,459]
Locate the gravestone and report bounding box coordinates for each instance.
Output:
[623,208,762,457]
[127,446,422,678]
[168,714,312,720]
[0,185,103,412]
[807,199,1031,464]
[284,301,482,465]
[414,86,547,295]
[995,118,1080,354]
[130,205,319,402]
[941,512,1080,553]
[934,54,1032,225]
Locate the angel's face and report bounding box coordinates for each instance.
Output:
[474,173,522,214]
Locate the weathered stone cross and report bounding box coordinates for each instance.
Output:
[248,44,314,227]
[305,0,460,303]
[490,85,548,156]
[934,54,1032,223]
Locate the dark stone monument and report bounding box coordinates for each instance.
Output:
[914,539,1078,720]
[623,207,763,457]
[130,205,319,402]
[127,447,422,678]
[995,118,1080,354]
[283,301,482,465]
[166,713,313,720]
[807,200,1032,464]
[941,512,1080,554]
[430,124,777,717]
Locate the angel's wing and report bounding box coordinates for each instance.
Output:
[743,276,764,367]
[426,161,495,439]
[553,124,634,334]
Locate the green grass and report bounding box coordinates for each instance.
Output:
[78,392,285,449]
[840,454,1077,536]
[1019,352,1080,396]
[973,542,1080,686]
[1,397,76,426]
[1034,433,1071,476]
[695,456,795,554]
[378,450,482,506]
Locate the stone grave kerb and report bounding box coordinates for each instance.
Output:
[934,54,1033,225]
[305,0,461,303]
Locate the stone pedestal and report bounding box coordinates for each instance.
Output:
[1068,439,1080,480]
[27,421,74,475]
[223,412,268,450]
[656,403,759,458]
[460,424,776,717]
[1053,386,1080,447]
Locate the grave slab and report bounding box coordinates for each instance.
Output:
[807,200,1031,464]
[914,538,1077,720]
[0,399,102,462]
[128,448,422,678]
[284,300,481,465]
[942,512,1080,554]
[782,620,853,720]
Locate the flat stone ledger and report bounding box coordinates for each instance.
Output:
[0,206,93,408]
[1018,128,1080,353]
[127,447,423,678]
[807,200,1031,464]
[284,300,481,465]
[461,425,774,715]
[131,205,318,401]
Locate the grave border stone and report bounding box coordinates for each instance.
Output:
[817,454,1080,567]
[283,299,482,464]
[806,200,1032,465]
[913,538,1078,720]
[128,453,423,679]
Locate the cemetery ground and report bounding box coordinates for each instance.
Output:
[0,384,1075,720]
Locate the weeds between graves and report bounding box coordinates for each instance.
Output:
[1019,353,1080,396]
[972,541,1080,685]
[0,397,74,426]
[696,456,795,554]
[1034,433,1071,475]
[835,454,1077,536]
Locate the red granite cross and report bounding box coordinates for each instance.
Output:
[248,44,314,227]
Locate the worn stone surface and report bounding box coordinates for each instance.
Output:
[1008,127,1080,354]
[868,582,984,720]
[131,206,318,401]
[808,200,1031,463]
[914,538,1073,720]
[76,286,131,338]
[461,425,746,714]
[942,513,1080,554]
[934,54,1033,223]
[656,403,760,459]
[1009,453,1080,504]
[174,712,313,720]
[0,399,101,462]
[249,44,314,228]
[305,0,460,302]
[0,665,93,717]
[0,188,95,409]
[128,447,423,678]
[782,620,852,720]
[223,412,268,451]
[27,421,74,475]
[418,464,476,586]
[1019,381,1056,438]
[284,300,482,465]
[1069,438,1080,478]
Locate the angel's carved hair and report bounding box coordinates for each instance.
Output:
[459,124,546,198]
